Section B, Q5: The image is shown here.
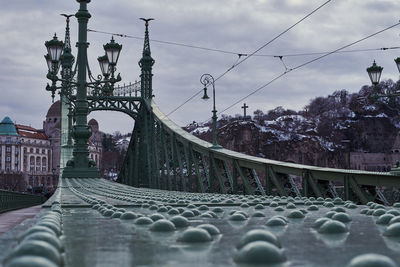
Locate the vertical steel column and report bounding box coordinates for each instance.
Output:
[232,161,238,194]
[152,122,161,189]
[190,149,205,193]
[223,161,234,194]
[128,147,134,186]
[306,172,323,198]
[173,137,186,192]
[209,155,227,194]
[201,154,210,192]
[302,171,309,197]
[133,131,140,187]
[233,160,254,195]
[265,165,272,195]
[185,144,193,192]
[169,134,179,191]
[62,0,100,178]
[161,128,172,190]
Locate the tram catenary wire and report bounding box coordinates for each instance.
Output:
[198,21,400,125]
[88,28,400,58]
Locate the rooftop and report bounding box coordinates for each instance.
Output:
[15,124,48,140]
[0,117,18,136]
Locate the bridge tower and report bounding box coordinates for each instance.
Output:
[137,19,155,188]
[139,18,155,100]
[60,14,75,171]
[62,0,100,178]
[118,19,156,187]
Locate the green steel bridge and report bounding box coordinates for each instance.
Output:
[2,1,400,266]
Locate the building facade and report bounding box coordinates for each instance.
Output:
[0,117,54,192]
[349,133,400,172]
[0,101,102,192]
[88,118,102,168]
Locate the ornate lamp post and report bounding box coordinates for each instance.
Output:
[366,60,383,86]
[366,60,383,101]
[395,57,400,73]
[366,59,400,175]
[200,74,222,149]
[44,0,122,178]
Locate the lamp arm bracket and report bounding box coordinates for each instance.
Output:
[58,78,78,85]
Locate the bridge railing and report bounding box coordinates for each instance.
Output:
[0,190,45,213]
[118,100,400,204]
[87,81,141,97]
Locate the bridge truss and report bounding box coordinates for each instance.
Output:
[117,101,400,205]
[53,8,399,205]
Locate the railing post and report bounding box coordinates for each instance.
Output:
[264,165,272,195]
[232,162,238,194]
[344,174,349,201]
[302,170,309,197]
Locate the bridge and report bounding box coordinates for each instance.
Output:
[1,1,400,266]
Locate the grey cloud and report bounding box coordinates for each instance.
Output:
[1,0,399,134]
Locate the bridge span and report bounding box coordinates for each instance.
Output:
[2,178,400,266]
[1,0,400,266]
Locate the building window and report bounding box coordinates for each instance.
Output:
[36,148,39,153]
[42,157,47,172]
[6,156,11,162]
[6,146,11,152]
[6,137,11,144]
[36,156,41,171]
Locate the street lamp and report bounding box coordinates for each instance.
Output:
[44,0,123,178]
[97,55,110,76]
[45,34,64,62]
[366,60,383,86]
[200,74,222,149]
[103,36,122,66]
[395,57,400,73]
[366,59,400,175]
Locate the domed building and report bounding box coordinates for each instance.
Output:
[0,101,103,192]
[0,116,53,192]
[42,101,103,172]
[43,100,62,175]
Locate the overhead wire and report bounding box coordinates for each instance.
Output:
[88,28,241,55]
[87,0,332,116]
[88,28,400,58]
[86,4,400,122]
[199,21,400,124]
[165,0,332,116]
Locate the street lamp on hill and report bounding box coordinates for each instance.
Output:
[44,0,122,178]
[366,60,383,86]
[366,58,400,175]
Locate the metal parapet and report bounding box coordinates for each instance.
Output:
[117,100,400,205]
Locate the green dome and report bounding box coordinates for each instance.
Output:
[0,116,18,136]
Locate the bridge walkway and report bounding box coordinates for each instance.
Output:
[2,178,399,266]
[0,205,42,235]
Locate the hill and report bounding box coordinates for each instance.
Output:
[184,79,400,169]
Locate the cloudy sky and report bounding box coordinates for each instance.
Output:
[1,0,400,134]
